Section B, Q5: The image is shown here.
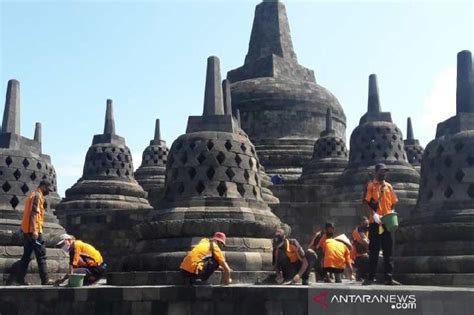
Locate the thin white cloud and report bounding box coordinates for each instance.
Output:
[421,67,456,141]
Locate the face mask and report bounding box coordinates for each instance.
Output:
[376,174,386,181]
[61,243,70,253]
[273,236,284,247]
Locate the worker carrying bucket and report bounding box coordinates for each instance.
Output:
[362,163,400,285]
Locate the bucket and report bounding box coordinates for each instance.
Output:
[382,212,399,232]
[68,274,85,287]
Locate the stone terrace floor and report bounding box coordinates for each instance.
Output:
[1,281,473,315]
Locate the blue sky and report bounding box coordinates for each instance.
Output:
[1,0,473,196]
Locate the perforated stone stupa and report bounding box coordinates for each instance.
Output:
[333,74,420,227]
[110,56,285,285]
[299,108,349,186]
[395,50,474,286]
[404,117,424,172]
[227,0,346,180]
[57,100,151,212]
[0,80,67,284]
[134,119,169,208]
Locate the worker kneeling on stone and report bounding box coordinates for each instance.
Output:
[351,217,370,281]
[180,232,232,285]
[272,229,317,285]
[322,234,353,283]
[54,234,106,286]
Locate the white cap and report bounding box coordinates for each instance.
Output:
[334,234,352,248]
[56,233,74,246]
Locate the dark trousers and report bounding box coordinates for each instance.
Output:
[182,258,220,284]
[368,223,393,281]
[18,233,48,284]
[75,264,107,285]
[354,255,370,280]
[276,249,317,282]
[324,267,344,282]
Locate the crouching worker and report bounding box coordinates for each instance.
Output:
[272,229,317,285]
[351,217,370,281]
[322,234,353,283]
[54,234,106,286]
[180,232,232,285]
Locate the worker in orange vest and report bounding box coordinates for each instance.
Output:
[351,217,370,281]
[322,234,353,283]
[17,180,54,285]
[363,163,399,285]
[54,234,106,286]
[180,232,232,285]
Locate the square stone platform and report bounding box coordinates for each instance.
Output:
[0,282,473,315]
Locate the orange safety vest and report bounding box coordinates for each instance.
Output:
[21,189,45,234]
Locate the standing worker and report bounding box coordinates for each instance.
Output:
[180,232,232,285]
[362,163,399,285]
[54,234,106,286]
[17,180,54,285]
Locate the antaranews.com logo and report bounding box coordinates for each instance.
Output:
[309,290,416,312]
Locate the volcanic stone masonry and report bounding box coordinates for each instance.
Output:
[56,99,152,270]
[395,50,474,287]
[134,119,169,208]
[404,117,424,173]
[0,79,68,284]
[108,56,286,285]
[332,74,420,226]
[227,0,346,181]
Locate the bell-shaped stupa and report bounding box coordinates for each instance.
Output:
[110,56,286,285]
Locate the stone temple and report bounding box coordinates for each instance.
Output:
[109,56,285,285]
[56,100,152,270]
[227,0,346,181]
[134,119,169,208]
[0,80,68,284]
[395,50,474,286]
[404,117,424,173]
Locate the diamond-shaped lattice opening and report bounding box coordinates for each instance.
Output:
[253,187,258,197]
[235,154,242,166]
[383,152,389,159]
[36,162,42,169]
[435,173,444,183]
[455,142,464,152]
[10,195,19,209]
[30,172,37,181]
[240,143,247,152]
[5,156,13,166]
[196,181,205,194]
[226,168,235,180]
[225,141,232,151]
[427,190,434,200]
[121,162,126,169]
[105,169,110,175]
[197,153,206,164]
[444,157,452,167]
[116,169,121,176]
[244,170,250,181]
[455,170,465,182]
[216,152,226,164]
[206,167,215,180]
[180,152,188,164]
[468,184,474,198]
[444,186,454,198]
[207,140,214,151]
[217,181,227,197]
[394,152,400,160]
[178,184,185,194]
[249,158,254,168]
[250,147,255,155]
[117,154,123,161]
[21,183,29,194]
[106,153,113,161]
[392,134,397,140]
[188,168,197,179]
[125,170,130,176]
[371,153,377,160]
[189,142,196,150]
[2,181,11,192]
[237,183,245,197]
[13,169,22,180]
[466,156,474,166]
[22,158,30,168]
